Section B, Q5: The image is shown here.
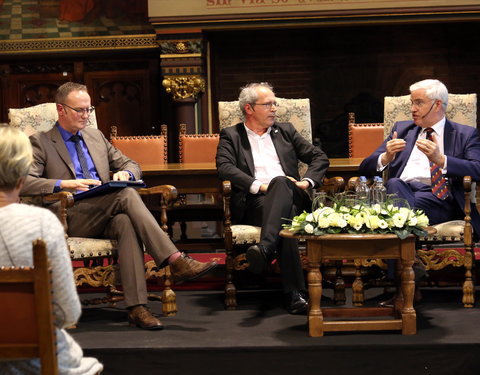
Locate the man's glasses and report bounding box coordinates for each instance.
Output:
[61,103,95,115]
[410,99,437,108]
[251,101,280,110]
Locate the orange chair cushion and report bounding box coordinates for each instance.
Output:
[111,136,167,166]
[180,135,219,163]
[349,125,384,158]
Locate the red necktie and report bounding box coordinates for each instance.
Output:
[425,128,448,200]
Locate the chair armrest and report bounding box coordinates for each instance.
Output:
[320,176,345,195]
[21,191,74,233]
[139,185,178,233]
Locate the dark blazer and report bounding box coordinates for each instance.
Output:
[216,122,329,223]
[22,124,141,195]
[360,119,480,235]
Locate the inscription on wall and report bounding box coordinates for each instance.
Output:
[148,0,478,17]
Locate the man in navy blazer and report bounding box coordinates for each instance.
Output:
[360,79,480,239]
[216,82,329,314]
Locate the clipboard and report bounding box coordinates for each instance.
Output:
[73,180,146,201]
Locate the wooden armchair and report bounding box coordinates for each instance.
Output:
[0,239,58,375]
[218,97,346,308]
[169,123,222,249]
[8,104,178,316]
[347,92,478,307]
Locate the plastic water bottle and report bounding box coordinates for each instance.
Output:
[371,176,387,204]
[355,176,370,205]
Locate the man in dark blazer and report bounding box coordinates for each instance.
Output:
[21,82,216,330]
[216,82,329,314]
[360,79,480,237]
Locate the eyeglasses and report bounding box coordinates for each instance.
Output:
[410,99,437,108]
[251,101,280,110]
[61,103,95,115]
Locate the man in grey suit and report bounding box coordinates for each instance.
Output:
[216,82,329,314]
[21,82,217,330]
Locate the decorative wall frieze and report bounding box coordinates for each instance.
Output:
[0,35,159,54]
[162,75,205,100]
[159,40,203,56]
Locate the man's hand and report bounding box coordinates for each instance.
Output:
[286,176,310,191]
[416,133,445,167]
[381,131,406,165]
[60,179,101,192]
[259,183,269,193]
[112,171,130,181]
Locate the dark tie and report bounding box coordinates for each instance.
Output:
[425,128,448,200]
[70,134,92,179]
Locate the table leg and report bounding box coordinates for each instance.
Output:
[400,247,416,335]
[307,241,323,337]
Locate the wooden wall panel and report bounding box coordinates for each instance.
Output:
[84,70,153,137]
[208,22,480,158]
[5,73,71,109]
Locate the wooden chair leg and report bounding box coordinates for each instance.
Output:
[225,252,237,309]
[162,266,177,316]
[462,249,475,308]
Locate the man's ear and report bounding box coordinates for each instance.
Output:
[244,103,254,115]
[56,103,65,116]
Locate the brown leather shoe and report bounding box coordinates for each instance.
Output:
[128,305,163,330]
[170,253,217,284]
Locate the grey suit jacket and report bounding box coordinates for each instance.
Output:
[22,124,141,195]
[216,122,329,223]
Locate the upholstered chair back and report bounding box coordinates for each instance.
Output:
[178,123,219,163]
[383,93,477,139]
[218,98,312,176]
[348,113,384,158]
[218,98,312,142]
[110,125,168,167]
[8,102,98,136]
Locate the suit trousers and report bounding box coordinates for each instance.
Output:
[66,187,178,307]
[386,178,463,225]
[244,176,311,293]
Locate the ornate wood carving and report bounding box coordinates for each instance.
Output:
[162,75,205,100]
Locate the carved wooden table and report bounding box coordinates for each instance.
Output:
[280,230,417,337]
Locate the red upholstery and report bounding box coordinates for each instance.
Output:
[348,113,384,158]
[110,125,168,166]
[178,123,219,163]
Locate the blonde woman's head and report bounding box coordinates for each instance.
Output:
[0,125,33,191]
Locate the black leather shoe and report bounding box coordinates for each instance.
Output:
[246,244,274,274]
[285,290,308,315]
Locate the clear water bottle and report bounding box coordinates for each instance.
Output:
[371,176,387,204]
[355,176,370,205]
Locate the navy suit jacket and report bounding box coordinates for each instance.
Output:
[216,122,329,224]
[360,119,480,235]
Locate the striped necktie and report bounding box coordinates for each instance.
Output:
[70,134,92,179]
[425,128,448,200]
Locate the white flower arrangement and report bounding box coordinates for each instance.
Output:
[284,199,429,240]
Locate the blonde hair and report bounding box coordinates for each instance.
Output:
[0,125,33,191]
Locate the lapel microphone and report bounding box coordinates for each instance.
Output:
[421,101,436,119]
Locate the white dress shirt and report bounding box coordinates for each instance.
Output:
[245,125,285,194]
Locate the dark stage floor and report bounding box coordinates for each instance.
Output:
[72,287,480,375]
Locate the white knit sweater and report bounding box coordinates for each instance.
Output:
[0,203,103,375]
